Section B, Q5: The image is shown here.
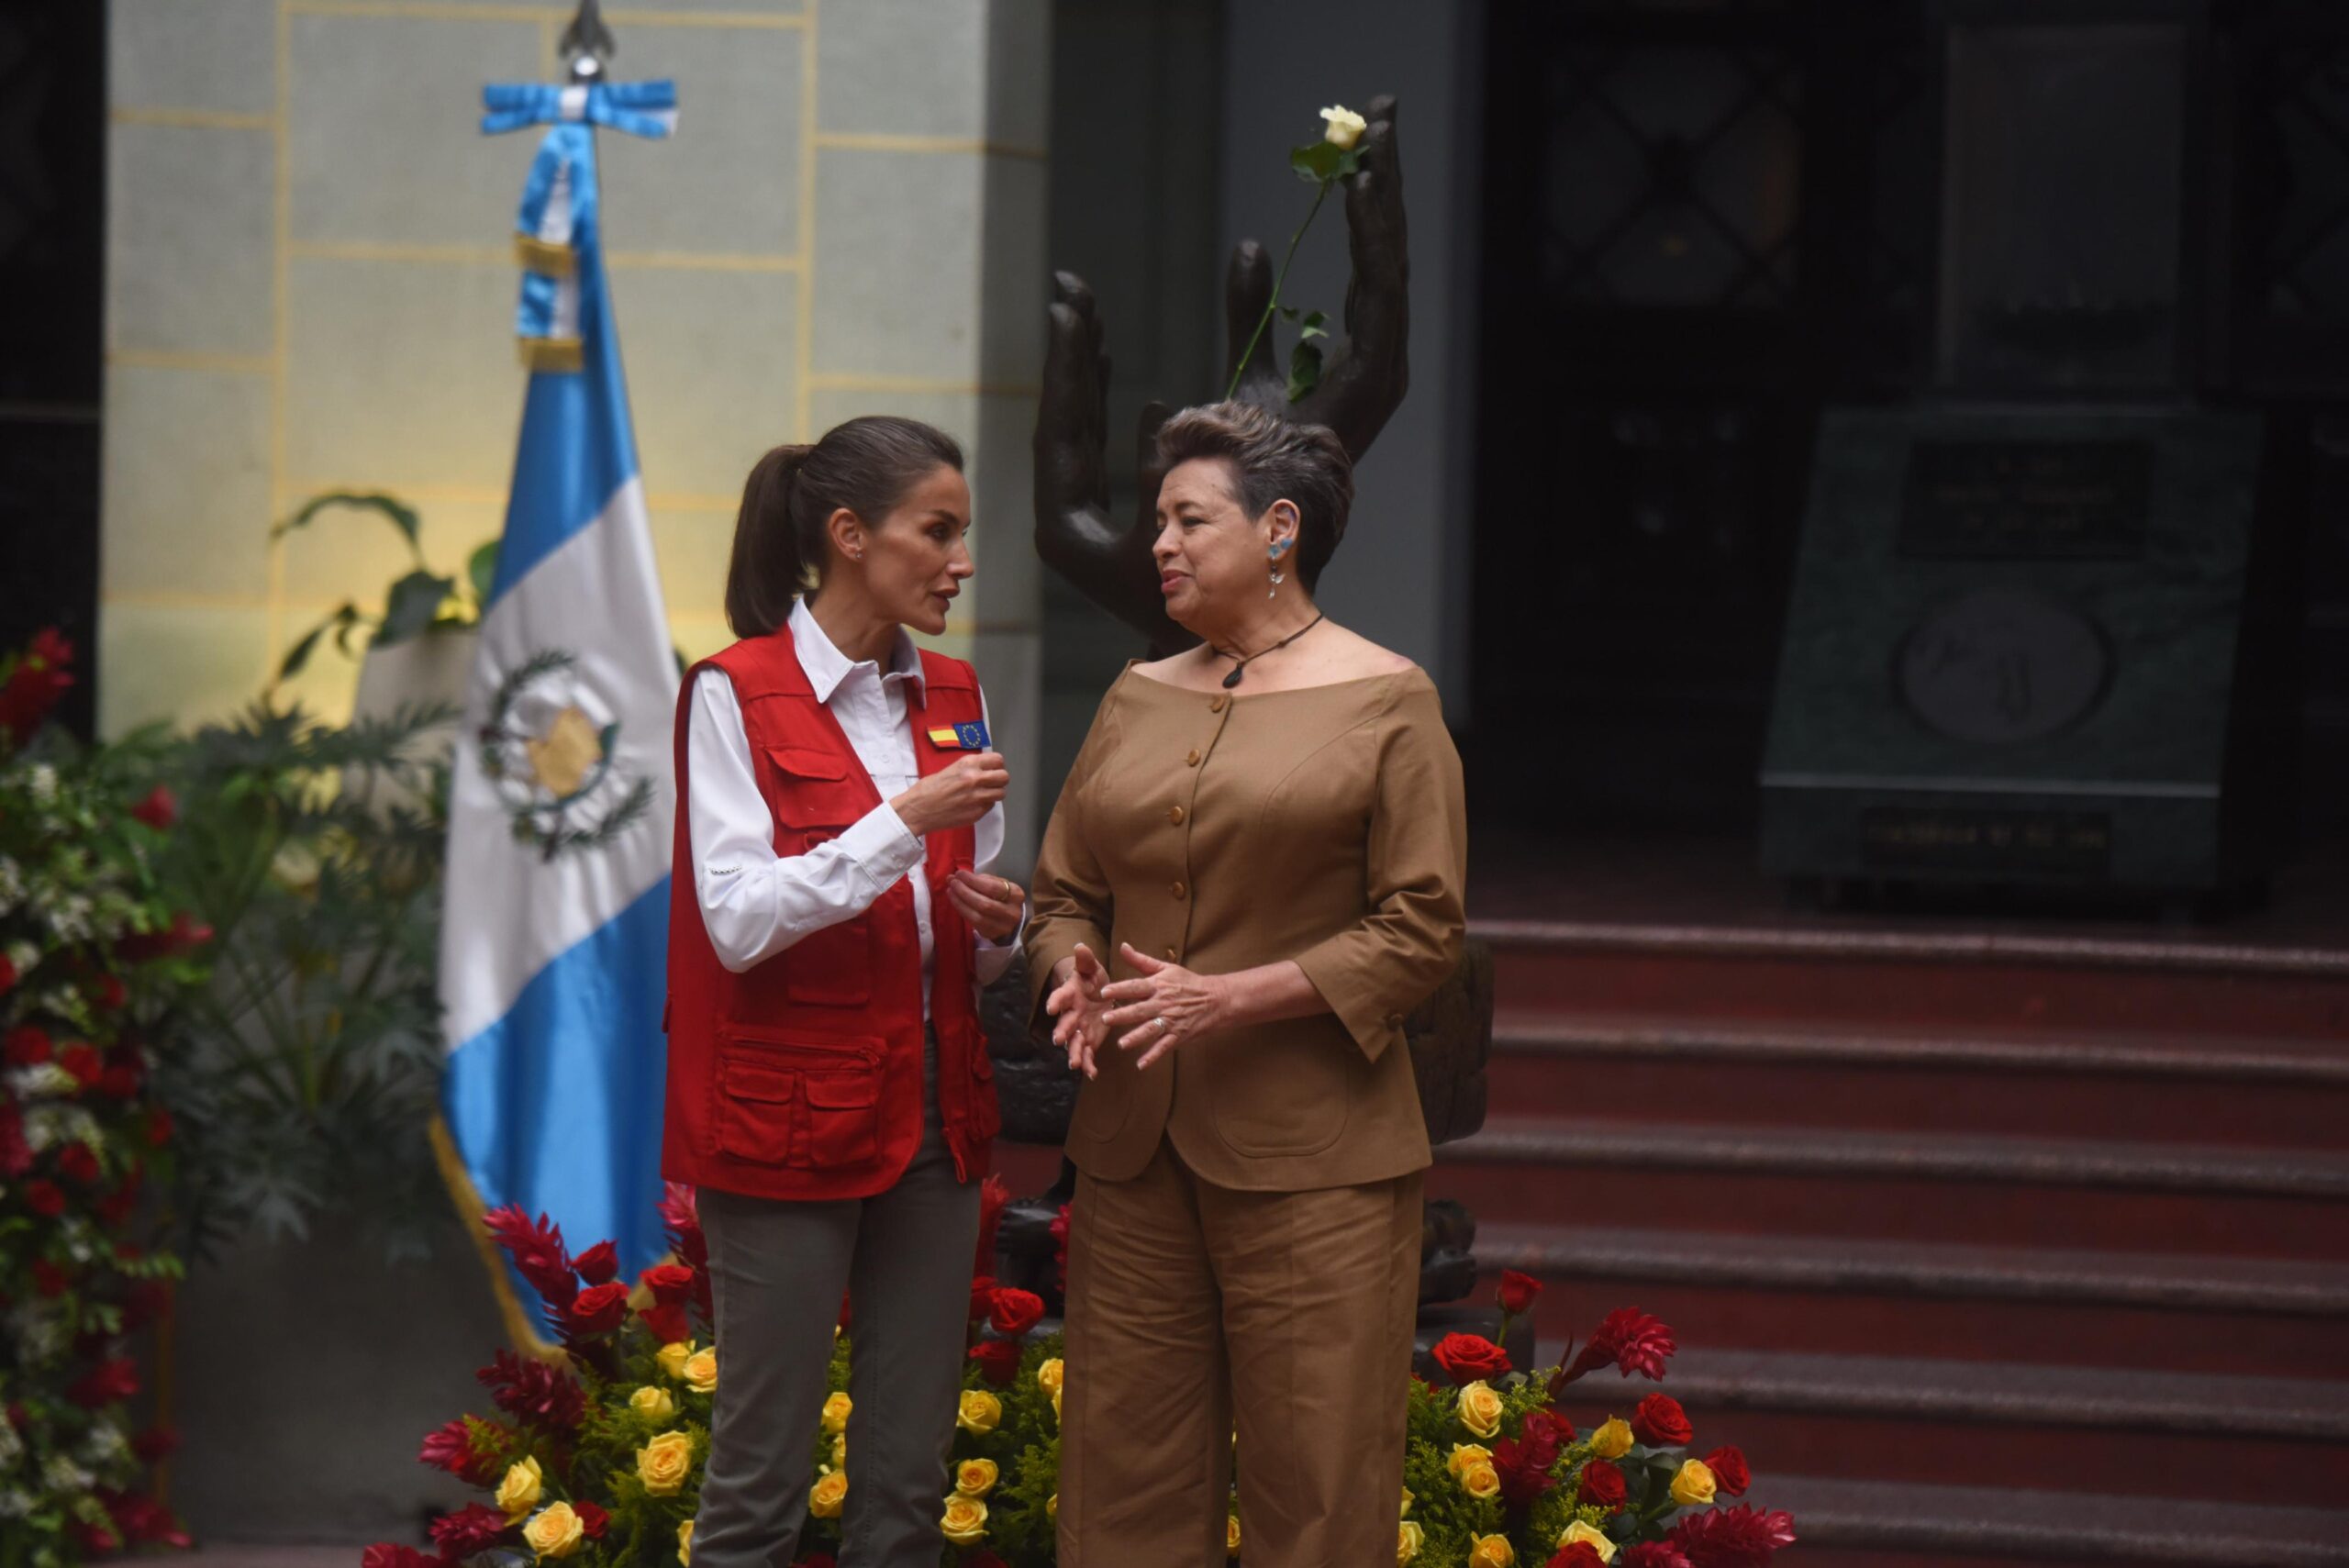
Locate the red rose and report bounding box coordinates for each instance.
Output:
[1665,1504,1796,1566]
[108,1493,190,1549]
[1703,1446,1750,1497]
[1431,1332,1511,1385]
[1498,1269,1543,1316]
[99,1063,142,1100]
[1524,1409,1575,1447]
[70,1357,139,1407]
[92,975,128,1012]
[1051,1203,1071,1294]
[4,1026,50,1065]
[55,1143,99,1184]
[146,1107,174,1149]
[566,1281,630,1337]
[0,1106,28,1178]
[130,786,178,830]
[1558,1307,1678,1387]
[32,1261,70,1297]
[571,1240,619,1286]
[641,1262,696,1305]
[24,1180,65,1218]
[1578,1457,1628,1512]
[1548,1547,1609,1568]
[60,1043,104,1087]
[1621,1546,1694,1568]
[969,1338,1021,1386]
[987,1287,1046,1340]
[431,1504,513,1559]
[968,1274,999,1323]
[0,955,13,995]
[132,1426,180,1463]
[0,628,75,745]
[839,1287,853,1334]
[71,1521,120,1554]
[640,1301,693,1345]
[575,1501,609,1540]
[1633,1393,1693,1447]
[96,1181,140,1229]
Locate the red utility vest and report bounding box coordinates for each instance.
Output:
[661,628,1000,1200]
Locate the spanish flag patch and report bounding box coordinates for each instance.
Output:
[927,721,992,751]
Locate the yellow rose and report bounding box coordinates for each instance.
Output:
[1591,1417,1634,1460]
[956,1459,999,1497]
[495,1456,544,1521]
[1036,1358,1064,1396]
[1446,1442,1494,1479]
[638,1430,695,1497]
[683,1347,718,1395]
[810,1470,849,1518]
[1671,1457,1718,1507]
[1052,1385,1063,1424]
[1226,1514,1241,1557]
[630,1385,676,1422]
[522,1503,584,1561]
[1401,1485,1414,1518]
[1469,1533,1516,1568]
[1397,1519,1424,1565]
[657,1340,694,1381]
[957,1389,1002,1435]
[831,1433,847,1470]
[822,1391,852,1435]
[1320,104,1368,149]
[1462,1462,1502,1501]
[1048,1494,1058,1519]
[940,1496,988,1545]
[678,1520,694,1566]
[1456,1380,1505,1440]
[1558,1521,1617,1563]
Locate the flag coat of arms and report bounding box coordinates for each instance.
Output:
[440,76,682,1321]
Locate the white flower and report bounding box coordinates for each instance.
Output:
[41,1454,93,1494]
[80,1420,131,1469]
[0,1419,24,1472]
[5,940,34,973]
[0,858,23,909]
[27,764,56,804]
[10,1065,76,1102]
[1320,105,1368,149]
[0,1487,35,1519]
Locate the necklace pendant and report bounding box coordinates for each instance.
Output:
[1221,666,1245,690]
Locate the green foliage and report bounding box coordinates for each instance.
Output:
[148,697,456,1261]
[273,491,497,682]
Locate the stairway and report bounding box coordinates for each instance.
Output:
[1436,918,2349,1565]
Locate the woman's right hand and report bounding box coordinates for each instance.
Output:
[892,751,1009,837]
[1045,943,1109,1079]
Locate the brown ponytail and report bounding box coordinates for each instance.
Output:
[722,416,965,638]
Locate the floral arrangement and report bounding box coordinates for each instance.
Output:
[375,1190,1792,1568]
[0,629,211,1561]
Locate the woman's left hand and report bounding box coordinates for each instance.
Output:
[947,871,1028,943]
[1100,943,1228,1070]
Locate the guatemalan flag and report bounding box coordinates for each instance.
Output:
[440,76,682,1319]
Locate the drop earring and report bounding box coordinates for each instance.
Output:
[1268,539,1289,597]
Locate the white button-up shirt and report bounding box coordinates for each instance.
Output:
[686,598,1018,1016]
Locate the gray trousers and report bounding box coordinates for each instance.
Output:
[693,1032,981,1568]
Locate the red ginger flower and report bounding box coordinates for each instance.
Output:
[1622,1546,1695,1568]
[1666,1505,1797,1568]
[107,1492,190,1549]
[975,1172,1010,1273]
[362,1546,434,1568]
[1431,1332,1511,1385]
[1704,1446,1750,1497]
[659,1182,708,1272]
[1578,1456,1628,1513]
[987,1286,1046,1339]
[1557,1307,1678,1388]
[477,1349,586,1431]
[484,1205,579,1308]
[1498,1269,1542,1315]
[417,1418,500,1485]
[1633,1393,1693,1447]
[431,1504,513,1559]
[969,1338,1021,1386]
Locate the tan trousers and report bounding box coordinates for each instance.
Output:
[1058,1137,1423,1568]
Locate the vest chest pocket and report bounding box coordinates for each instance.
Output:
[714,1029,884,1171]
[762,744,875,1006]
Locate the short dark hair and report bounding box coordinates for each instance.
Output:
[724,416,964,638]
[1156,401,1353,589]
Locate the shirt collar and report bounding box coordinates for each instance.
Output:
[788,596,927,707]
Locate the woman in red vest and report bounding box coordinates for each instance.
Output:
[664,416,1027,1568]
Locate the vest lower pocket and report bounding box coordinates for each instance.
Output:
[714,1029,884,1170]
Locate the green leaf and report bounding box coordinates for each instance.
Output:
[378,571,456,648]
[276,605,362,682]
[1286,339,1324,403]
[1298,309,1329,341]
[1289,139,1348,184]
[274,491,424,562]
[466,539,500,609]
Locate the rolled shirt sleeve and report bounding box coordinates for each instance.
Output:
[687,670,927,973]
[1288,684,1468,1061]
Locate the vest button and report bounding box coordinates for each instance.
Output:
[1186,749,1201,767]
[1171,881,1187,900]
[1168,805,1186,826]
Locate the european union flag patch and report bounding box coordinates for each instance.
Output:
[927,720,992,751]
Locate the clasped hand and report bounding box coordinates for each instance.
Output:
[1045,941,1224,1075]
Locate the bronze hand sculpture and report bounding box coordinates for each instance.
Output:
[1032,95,1412,649]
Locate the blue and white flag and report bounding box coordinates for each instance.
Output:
[440,77,681,1313]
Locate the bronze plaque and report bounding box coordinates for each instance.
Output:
[1860,806,2112,876]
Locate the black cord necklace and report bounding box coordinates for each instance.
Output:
[1210,613,1327,689]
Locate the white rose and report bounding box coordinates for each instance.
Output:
[1320,105,1368,149]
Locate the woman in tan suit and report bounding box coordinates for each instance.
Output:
[1025,401,1467,1568]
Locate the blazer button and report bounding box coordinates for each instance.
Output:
[1208,695,1230,714]
[1171,881,1188,900]
[1163,946,1178,961]
[1186,749,1201,767]
[1168,805,1186,826]
[1386,1011,1405,1029]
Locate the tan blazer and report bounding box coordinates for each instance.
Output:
[1025,663,1467,1192]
